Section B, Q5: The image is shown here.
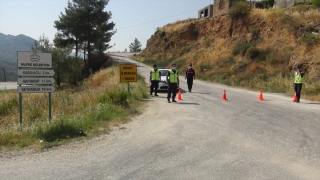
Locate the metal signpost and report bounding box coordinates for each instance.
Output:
[119,64,137,92]
[17,52,54,125]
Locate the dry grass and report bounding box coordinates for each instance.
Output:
[161,18,198,32]
[250,9,269,19]
[134,7,320,102]
[0,66,145,130]
[0,66,149,150]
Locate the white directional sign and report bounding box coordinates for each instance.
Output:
[18,69,55,76]
[18,86,55,93]
[17,78,55,85]
[18,52,52,68]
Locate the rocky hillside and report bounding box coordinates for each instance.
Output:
[136,8,320,81]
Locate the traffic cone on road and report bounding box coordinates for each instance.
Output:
[222,89,228,100]
[258,90,264,101]
[293,93,298,102]
[177,89,183,101]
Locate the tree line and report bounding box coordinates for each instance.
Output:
[30,0,143,88]
[32,0,116,88]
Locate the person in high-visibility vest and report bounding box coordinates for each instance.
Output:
[150,64,161,97]
[166,64,179,103]
[293,65,304,103]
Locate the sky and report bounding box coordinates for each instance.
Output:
[0,0,213,52]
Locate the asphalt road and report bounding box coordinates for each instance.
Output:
[0,82,17,90]
[1,53,319,180]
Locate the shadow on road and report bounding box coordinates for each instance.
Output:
[176,102,200,105]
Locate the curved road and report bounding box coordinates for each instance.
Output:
[1,53,319,180]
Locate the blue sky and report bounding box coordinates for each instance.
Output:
[0,0,212,52]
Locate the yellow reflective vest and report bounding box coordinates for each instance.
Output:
[151,69,160,80]
[168,70,179,83]
[294,72,303,84]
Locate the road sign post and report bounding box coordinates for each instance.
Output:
[17,51,55,124]
[119,64,137,92]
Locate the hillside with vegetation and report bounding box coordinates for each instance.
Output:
[134,6,320,101]
[0,33,36,64]
[0,60,17,81]
[0,66,148,150]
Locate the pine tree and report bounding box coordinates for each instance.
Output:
[54,0,116,72]
[129,38,142,52]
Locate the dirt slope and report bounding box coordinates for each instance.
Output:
[137,8,320,79]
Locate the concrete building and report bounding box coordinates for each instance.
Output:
[274,0,312,8]
[198,0,239,18]
[213,0,237,17]
[198,0,311,19]
[198,5,214,18]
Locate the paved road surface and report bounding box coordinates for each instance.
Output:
[0,82,17,90]
[0,53,319,180]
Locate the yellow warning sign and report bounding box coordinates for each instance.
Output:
[120,64,137,82]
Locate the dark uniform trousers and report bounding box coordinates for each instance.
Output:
[294,83,302,101]
[187,78,193,91]
[167,83,177,100]
[150,81,159,95]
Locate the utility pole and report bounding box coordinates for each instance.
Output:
[3,68,6,82]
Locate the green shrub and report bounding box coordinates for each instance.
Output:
[313,0,320,8]
[232,42,251,56]
[203,39,210,47]
[108,91,131,107]
[265,49,291,65]
[37,118,85,142]
[300,33,320,46]
[228,1,252,19]
[230,59,248,73]
[259,0,274,8]
[93,103,128,121]
[245,47,260,60]
[0,99,18,115]
[160,31,166,39]
[199,63,212,73]
[180,45,191,56]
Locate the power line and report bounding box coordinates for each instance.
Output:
[117,9,198,30]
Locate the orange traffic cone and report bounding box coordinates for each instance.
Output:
[293,93,298,102]
[222,89,228,100]
[258,90,264,101]
[177,89,183,100]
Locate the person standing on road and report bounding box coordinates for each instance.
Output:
[293,65,304,103]
[185,63,195,92]
[150,64,161,97]
[166,64,179,103]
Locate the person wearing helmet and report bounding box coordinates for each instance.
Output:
[185,63,195,92]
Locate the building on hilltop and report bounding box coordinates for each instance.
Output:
[213,0,237,17]
[274,0,312,8]
[198,0,238,18]
[198,4,214,18]
[198,0,313,19]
